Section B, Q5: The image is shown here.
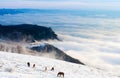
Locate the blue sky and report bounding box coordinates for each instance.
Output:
[0,0,120,10]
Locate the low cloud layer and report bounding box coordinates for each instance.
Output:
[43,33,120,75]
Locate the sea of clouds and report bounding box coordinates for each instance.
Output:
[0,11,120,74]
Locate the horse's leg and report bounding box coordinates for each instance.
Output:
[57,73,59,77]
[63,74,64,78]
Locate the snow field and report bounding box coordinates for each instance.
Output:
[0,51,119,78]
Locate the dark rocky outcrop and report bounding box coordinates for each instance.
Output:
[30,43,85,65]
[0,24,59,42]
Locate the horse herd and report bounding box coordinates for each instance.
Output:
[27,62,64,78]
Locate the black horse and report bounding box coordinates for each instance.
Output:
[27,62,30,67]
[51,67,54,71]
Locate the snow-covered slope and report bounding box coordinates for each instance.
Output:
[0,51,119,78]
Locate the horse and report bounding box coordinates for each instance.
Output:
[57,72,64,78]
[44,67,47,71]
[33,64,35,68]
[27,62,30,67]
[51,67,54,71]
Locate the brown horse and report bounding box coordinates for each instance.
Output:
[57,72,64,78]
[33,64,35,68]
[44,67,47,71]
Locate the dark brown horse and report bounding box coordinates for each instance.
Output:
[27,62,30,67]
[57,72,64,78]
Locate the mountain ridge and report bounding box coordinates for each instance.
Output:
[0,24,59,42]
[29,43,85,65]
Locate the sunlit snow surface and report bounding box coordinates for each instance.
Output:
[0,51,119,78]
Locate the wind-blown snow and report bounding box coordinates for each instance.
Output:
[0,51,119,78]
[27,43,46,48]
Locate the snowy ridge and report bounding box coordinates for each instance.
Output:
[0,51,119,78]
